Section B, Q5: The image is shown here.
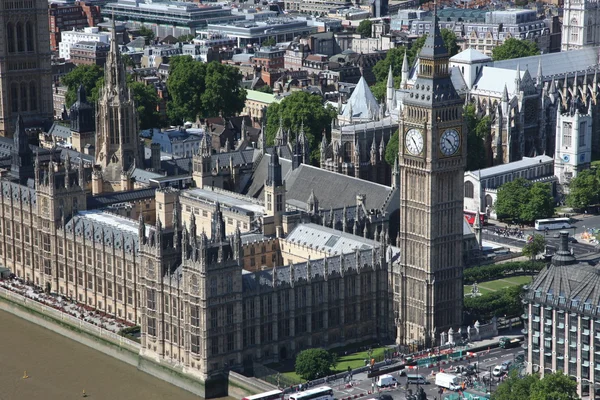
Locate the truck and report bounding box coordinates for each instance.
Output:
[499,336,523,349]
[435,372,461,391]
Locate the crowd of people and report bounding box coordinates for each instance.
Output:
[488,227,525,239]
[0,276,133,333]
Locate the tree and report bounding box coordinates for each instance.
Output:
[129,81,161,129]
[494,178,554,223]
[255,85,273,94]
[520,183,555,223]
[492,38,540,61]
[385,129,399,165]
[522,234,546,278]
[166,56,246,123]
[61,64,104,107]
[261,36,276,47]
[295,349,337,381]
[492,371,539,400]
[265,91,336,163]
[138,26,155,45]
[177,34,196,43]
[464,284,524,322]
[464,104,491,171]
[357,19,373,38]
[121,54,136,69]
[529,371,579,400]
[566,169,600,209]
[372,47,407,83]
[492,371,579,400]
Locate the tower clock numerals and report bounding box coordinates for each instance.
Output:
[440,128,461,156]
[405,128,424,156]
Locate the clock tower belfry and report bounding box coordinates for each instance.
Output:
[395,6,466,348]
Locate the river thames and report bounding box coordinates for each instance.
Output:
[0,309,221,400]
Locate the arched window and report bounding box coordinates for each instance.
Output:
[10,84,18,113]
[6,23,15,53]
[29,82,37,111]
[25,21,34,52]
[465,181,474,198]
[16,22,24,52]
[20,83,28,112]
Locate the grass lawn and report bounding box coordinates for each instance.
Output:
[464,275,532,297]
[271,346,387,382]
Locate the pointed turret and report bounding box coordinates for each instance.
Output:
[536,58,543,87]
[307,189,318,214]
[392,156,399,188]
[401,50,409,88]
[386,65,394,104]
[515,64,521,92]
[10,115,34,184]
[320,134,328,163]
[267,147,282,187]
[275,115,285,146]
[379,135,385,159]
[138,213,146,244]
[78,156,86,189]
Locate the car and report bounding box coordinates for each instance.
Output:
[553,233,560,238]
[501,361,512,371]
[568,237,578,243]
[492,366,504,377]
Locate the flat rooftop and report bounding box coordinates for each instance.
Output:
[184,188,265,215]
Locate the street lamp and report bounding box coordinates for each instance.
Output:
[488,366,493,394]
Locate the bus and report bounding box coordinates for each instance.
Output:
[464,210,487,226]
[534,217,571,231]
[289,387,334,400]
[242,390,284,400]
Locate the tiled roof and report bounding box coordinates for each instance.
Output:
[0,181,36,205]
[450,48,491,64]
[475,155,553,179]
[131,168,163,185]
[472,66,527,94]
[243,151,292,199]
[285,223,380,255]
[48,123,72,139]
[341,76,380,120]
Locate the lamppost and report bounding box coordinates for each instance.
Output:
[488,366,493,394]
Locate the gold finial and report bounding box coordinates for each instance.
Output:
[23,371,29,379]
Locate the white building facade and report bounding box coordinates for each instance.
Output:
[59,27,110,60]
[562,0,600,51]
[554,101,593,185]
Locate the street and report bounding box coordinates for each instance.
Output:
[328,347,522,400]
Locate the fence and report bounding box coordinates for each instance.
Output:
[443,391,489,400]
[253,363,303,389]
[0,286,140,353]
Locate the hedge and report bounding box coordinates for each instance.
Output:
[464,261,546,285]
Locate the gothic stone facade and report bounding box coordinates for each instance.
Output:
[0,0,53,136]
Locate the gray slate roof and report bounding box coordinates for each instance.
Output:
[211,148,258,169]
[0,181,36,205]
[244,152,292,199]
[475,155,553,179]
[48,123,72,139]
[285,223,380,255]
[284,164,397,212]
[493,46,600,81]
[64,210,153,255]
[86,188,157,209]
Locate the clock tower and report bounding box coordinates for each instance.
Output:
[395,7,466,347]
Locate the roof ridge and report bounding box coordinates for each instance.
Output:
[297,164,394,190]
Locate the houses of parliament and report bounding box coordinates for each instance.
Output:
[0,1,468,383]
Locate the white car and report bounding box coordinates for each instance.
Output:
[492,366,504,377]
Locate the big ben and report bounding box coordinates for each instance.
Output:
[395,7,466,347]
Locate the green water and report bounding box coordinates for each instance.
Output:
[0,309,221,400]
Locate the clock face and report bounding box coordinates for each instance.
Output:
[440,128,461,156]
[405,128,424,156]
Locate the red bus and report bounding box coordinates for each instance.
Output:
[464,210,486,226]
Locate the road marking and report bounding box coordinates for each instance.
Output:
[483,357,498,363]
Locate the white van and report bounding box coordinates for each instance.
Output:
[376,374,398,388]
[435,372,461,391]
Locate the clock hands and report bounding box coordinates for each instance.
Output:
[445,138,453,148]
[411,137,419,150]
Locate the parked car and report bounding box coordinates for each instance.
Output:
[492,366,504,377]
[568,237,578,243]
[501,361,512,371]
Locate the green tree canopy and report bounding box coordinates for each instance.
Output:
[138,26,155,45]
[166,56,246,123]
[61,64,104,107]
[265,91,336,163]
[492,38,540,61]
[464,284,524,322]
[295,349,337,381]
[492,371,579,400]
[464,104,491,171]
[357,19,373,38]
[566,169,600,209]
[262,36,276,47]
[522,234,546,261]
[385,129,399,165]
[494,178,554,223]
[177,34,196,43]
[372,47,408,83]
[129,81,162,130]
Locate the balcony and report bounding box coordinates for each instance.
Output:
[522,328,528,335]
[522,343,529,349]
[570,326,578,332]
[570,358,577,364]
[545,320,553,326]
[522,313,529,320]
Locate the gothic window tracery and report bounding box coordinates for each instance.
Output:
[10,84,18,113]
[464,181,474,198]
[16,22,24,52]
[20,83,28,112]
[29,82,37,111]
[7,23,15,53]
[25,22,34,52]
